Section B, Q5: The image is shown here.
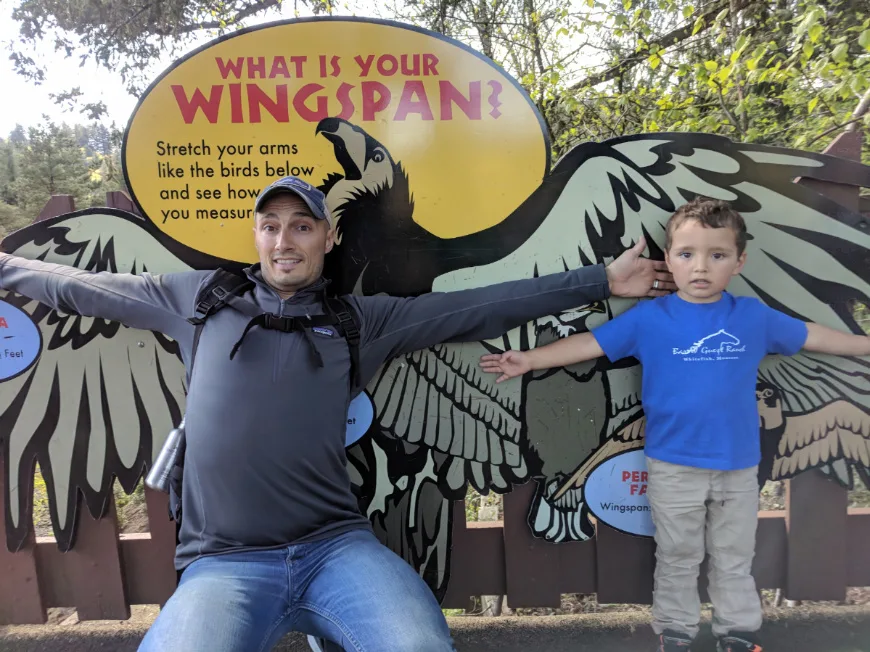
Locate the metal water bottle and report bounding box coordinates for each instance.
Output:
[145,417,186,493]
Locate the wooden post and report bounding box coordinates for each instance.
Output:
[441,500,506,610]
[784,129,862,601]
[35,195,74,222]
[0,454,47,624]
[502,482,562,608]
[846,508,870,586]
[105,191,142,215]
[594,522,655,604]
[64,498,130,620]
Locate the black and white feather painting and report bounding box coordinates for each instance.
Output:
[3,120,870,605]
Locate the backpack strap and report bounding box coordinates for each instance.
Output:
[187,268,255,372]
[189,268,255,326]
[229,297,362,388]
[325,297,362,390]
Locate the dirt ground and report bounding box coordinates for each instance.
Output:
[3,602,870,651]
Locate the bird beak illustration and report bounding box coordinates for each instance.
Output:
[316,117,367,182]
[757,395,784,430]
[314,118,398,233]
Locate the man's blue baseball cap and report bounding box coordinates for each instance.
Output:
[254,176,332,228]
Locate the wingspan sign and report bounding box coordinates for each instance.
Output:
[123,17,550,263]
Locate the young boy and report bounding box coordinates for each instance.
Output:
[479,197,870,652]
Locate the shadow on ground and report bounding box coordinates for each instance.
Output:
[2,605,870,651]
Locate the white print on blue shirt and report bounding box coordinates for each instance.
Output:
[672,328,747,361]
[591,292,809,470]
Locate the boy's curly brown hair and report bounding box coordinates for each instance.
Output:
[665,197,748,255]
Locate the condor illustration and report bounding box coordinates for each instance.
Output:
[3,118,870,601]
[316,116,870,549]
[2,18,870,605]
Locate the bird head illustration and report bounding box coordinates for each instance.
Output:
[315,117,420,295]
[756,381,784,432]
[313,116,554,297]
[316,117,413,241]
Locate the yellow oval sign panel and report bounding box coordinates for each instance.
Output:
[123,18,549,263]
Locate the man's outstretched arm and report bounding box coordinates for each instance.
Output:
[355,238,673,367]
[0,253,209,342]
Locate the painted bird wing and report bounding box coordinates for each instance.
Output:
[434,134,870,337]
[0,209,192,552]
[359,340,524,601]
[754,261,870,488]
[367,340,525,498]
[431,132,870,538]
[346,430,452,601]
[769,397,870,486]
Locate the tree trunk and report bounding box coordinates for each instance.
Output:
[475,0,494,60]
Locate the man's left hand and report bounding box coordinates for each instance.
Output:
[605,237,675,298]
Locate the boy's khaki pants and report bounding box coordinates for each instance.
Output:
[646,457,762,639]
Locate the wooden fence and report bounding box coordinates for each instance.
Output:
[1,131,870,626]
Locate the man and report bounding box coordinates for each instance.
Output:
[0,176,673,651]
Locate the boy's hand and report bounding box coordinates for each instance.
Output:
[480,351,532,383]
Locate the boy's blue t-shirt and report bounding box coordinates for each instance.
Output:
[592,292,808,470]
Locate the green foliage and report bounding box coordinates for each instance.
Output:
[465,485,503,523]
[565,0,870,157]
[114,480,147,530]
[0,139,19,205]
[31,464,51,537]
[6,0,870,181]
[0,201,33,240]
[13,119,92,213]
[0,117,126,235]
[383,0,870,161]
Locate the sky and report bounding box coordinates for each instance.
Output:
[0,0,381,135]
[0,5,154,134]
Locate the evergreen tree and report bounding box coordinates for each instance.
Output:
[13,118,92,216]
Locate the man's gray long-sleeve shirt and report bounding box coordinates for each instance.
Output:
[0,254,610,570]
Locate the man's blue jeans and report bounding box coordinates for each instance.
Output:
[138,529,456,652]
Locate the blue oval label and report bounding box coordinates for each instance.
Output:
[345,392,374,447]
[585,449,655,538]
[0,300,42,382]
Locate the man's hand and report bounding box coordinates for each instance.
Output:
[480,351,533,383]
[605,237,675,298]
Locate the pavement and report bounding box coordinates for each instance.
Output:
[2,604,870,651]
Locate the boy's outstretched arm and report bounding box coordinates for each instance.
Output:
[803,322,870,356]
[479,332,605,383]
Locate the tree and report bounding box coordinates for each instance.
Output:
[85,148,128,202]
[8,125,27,146]
[9,0,334,111]
[74,123,113,157]
[558,0,870,155]
[0,140,19,205]
[13,118,92,216]
[0,202,32,240]
[393,0,870,158]
[0,119,126,229]
[9,0,870,155]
